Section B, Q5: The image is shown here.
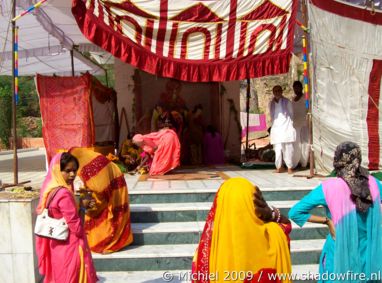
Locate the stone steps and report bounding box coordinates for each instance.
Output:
[92,240,324,272]
[97,264,319,283]
[130,201,325,223]
[129,187,313,203]
[131,222,328,245]
[96,173,324,282]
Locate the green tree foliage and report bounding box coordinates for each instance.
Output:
[0,76,42,147]
[0,77,12,148]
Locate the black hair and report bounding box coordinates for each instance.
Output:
[206,125,217,137]
[293,81,303,88]
[60,152,79,171]
[192,104,203,113]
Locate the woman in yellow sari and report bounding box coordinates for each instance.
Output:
[192,177,292,283]
[70,147,133,254]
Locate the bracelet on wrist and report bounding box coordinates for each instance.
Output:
[271,208,276,221]
[272,206,281,223]
[323,217,329,225]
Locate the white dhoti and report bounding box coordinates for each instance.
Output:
[274,142,295,169]
[292,98,309,168]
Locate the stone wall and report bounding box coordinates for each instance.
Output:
[0,197,42,283]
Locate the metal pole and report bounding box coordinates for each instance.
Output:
[245,78,250,153]
[70,49,75,76]
[12,0,18,185]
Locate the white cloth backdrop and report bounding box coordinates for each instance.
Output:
[309,2,382,172]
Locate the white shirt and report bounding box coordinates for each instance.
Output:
[270,98,296,144]
[292,96,308,128]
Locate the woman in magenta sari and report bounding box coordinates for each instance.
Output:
[36,152,97,283]
[289,142,382,283]
[203,125,225,165]
[133,126,181,176]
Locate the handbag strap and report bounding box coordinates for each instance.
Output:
[45,187,62,209]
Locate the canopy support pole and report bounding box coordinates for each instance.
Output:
[245,78,251,160]
[11,0,18,185]
[70,49,75,76]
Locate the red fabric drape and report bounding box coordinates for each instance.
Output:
[36,73,95,162]
[72,0,298,82]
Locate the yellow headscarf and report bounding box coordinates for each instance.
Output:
[194,177,291,283]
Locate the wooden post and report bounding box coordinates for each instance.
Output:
[300,0,315,178]
[11,0,18,185]
[70,49,75,76]
[245,78,251,155]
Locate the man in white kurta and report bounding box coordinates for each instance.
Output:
[269,85,296,173]
[292,81,309,168]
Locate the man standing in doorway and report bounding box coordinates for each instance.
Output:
[292,81,309,169]
[269,85,296,174]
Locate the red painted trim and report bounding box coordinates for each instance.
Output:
[168,22,178,58]
[311,0,382,25]
[144,19,154,50]
[120,15,143,45]
[248,24,277,55]
[225,0,237,58]
[157,0,168,56]
[237,22,248,58]
[181,27,211,60]
[367,60,382,169]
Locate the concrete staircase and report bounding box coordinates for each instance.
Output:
[95,169,326,282]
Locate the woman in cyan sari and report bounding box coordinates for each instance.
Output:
[70,148,133,254]
[289,142,382,283]
[192,177,292,283]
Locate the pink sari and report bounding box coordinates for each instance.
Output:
[36,153,97,283]
[134,129,181,175]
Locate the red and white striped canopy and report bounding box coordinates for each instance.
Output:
[72,0,297,82]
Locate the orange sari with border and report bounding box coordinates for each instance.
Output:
[70,148,133,254]
[192,177,292,283]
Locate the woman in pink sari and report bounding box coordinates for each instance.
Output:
[36,152,97,283]
[133,127,181,175]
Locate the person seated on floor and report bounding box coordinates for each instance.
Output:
[119,133,143,172]
[132,119,181,176]
[69,147,133,254]
[192,177,292,283]
[203,125,225,165]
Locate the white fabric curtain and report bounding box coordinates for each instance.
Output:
[309,3,382,172]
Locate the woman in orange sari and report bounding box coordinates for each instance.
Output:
[133,127,181,176]
[69,147,133,254]
[193,177,292,283]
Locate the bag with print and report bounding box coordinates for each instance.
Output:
[34,188,68,240]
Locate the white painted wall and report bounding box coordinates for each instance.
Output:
[114,59,136,147]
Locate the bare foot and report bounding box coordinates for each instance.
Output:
[274,167,285,173]
[287,168,294,174]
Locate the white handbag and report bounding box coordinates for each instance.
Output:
[34,188,69,241]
